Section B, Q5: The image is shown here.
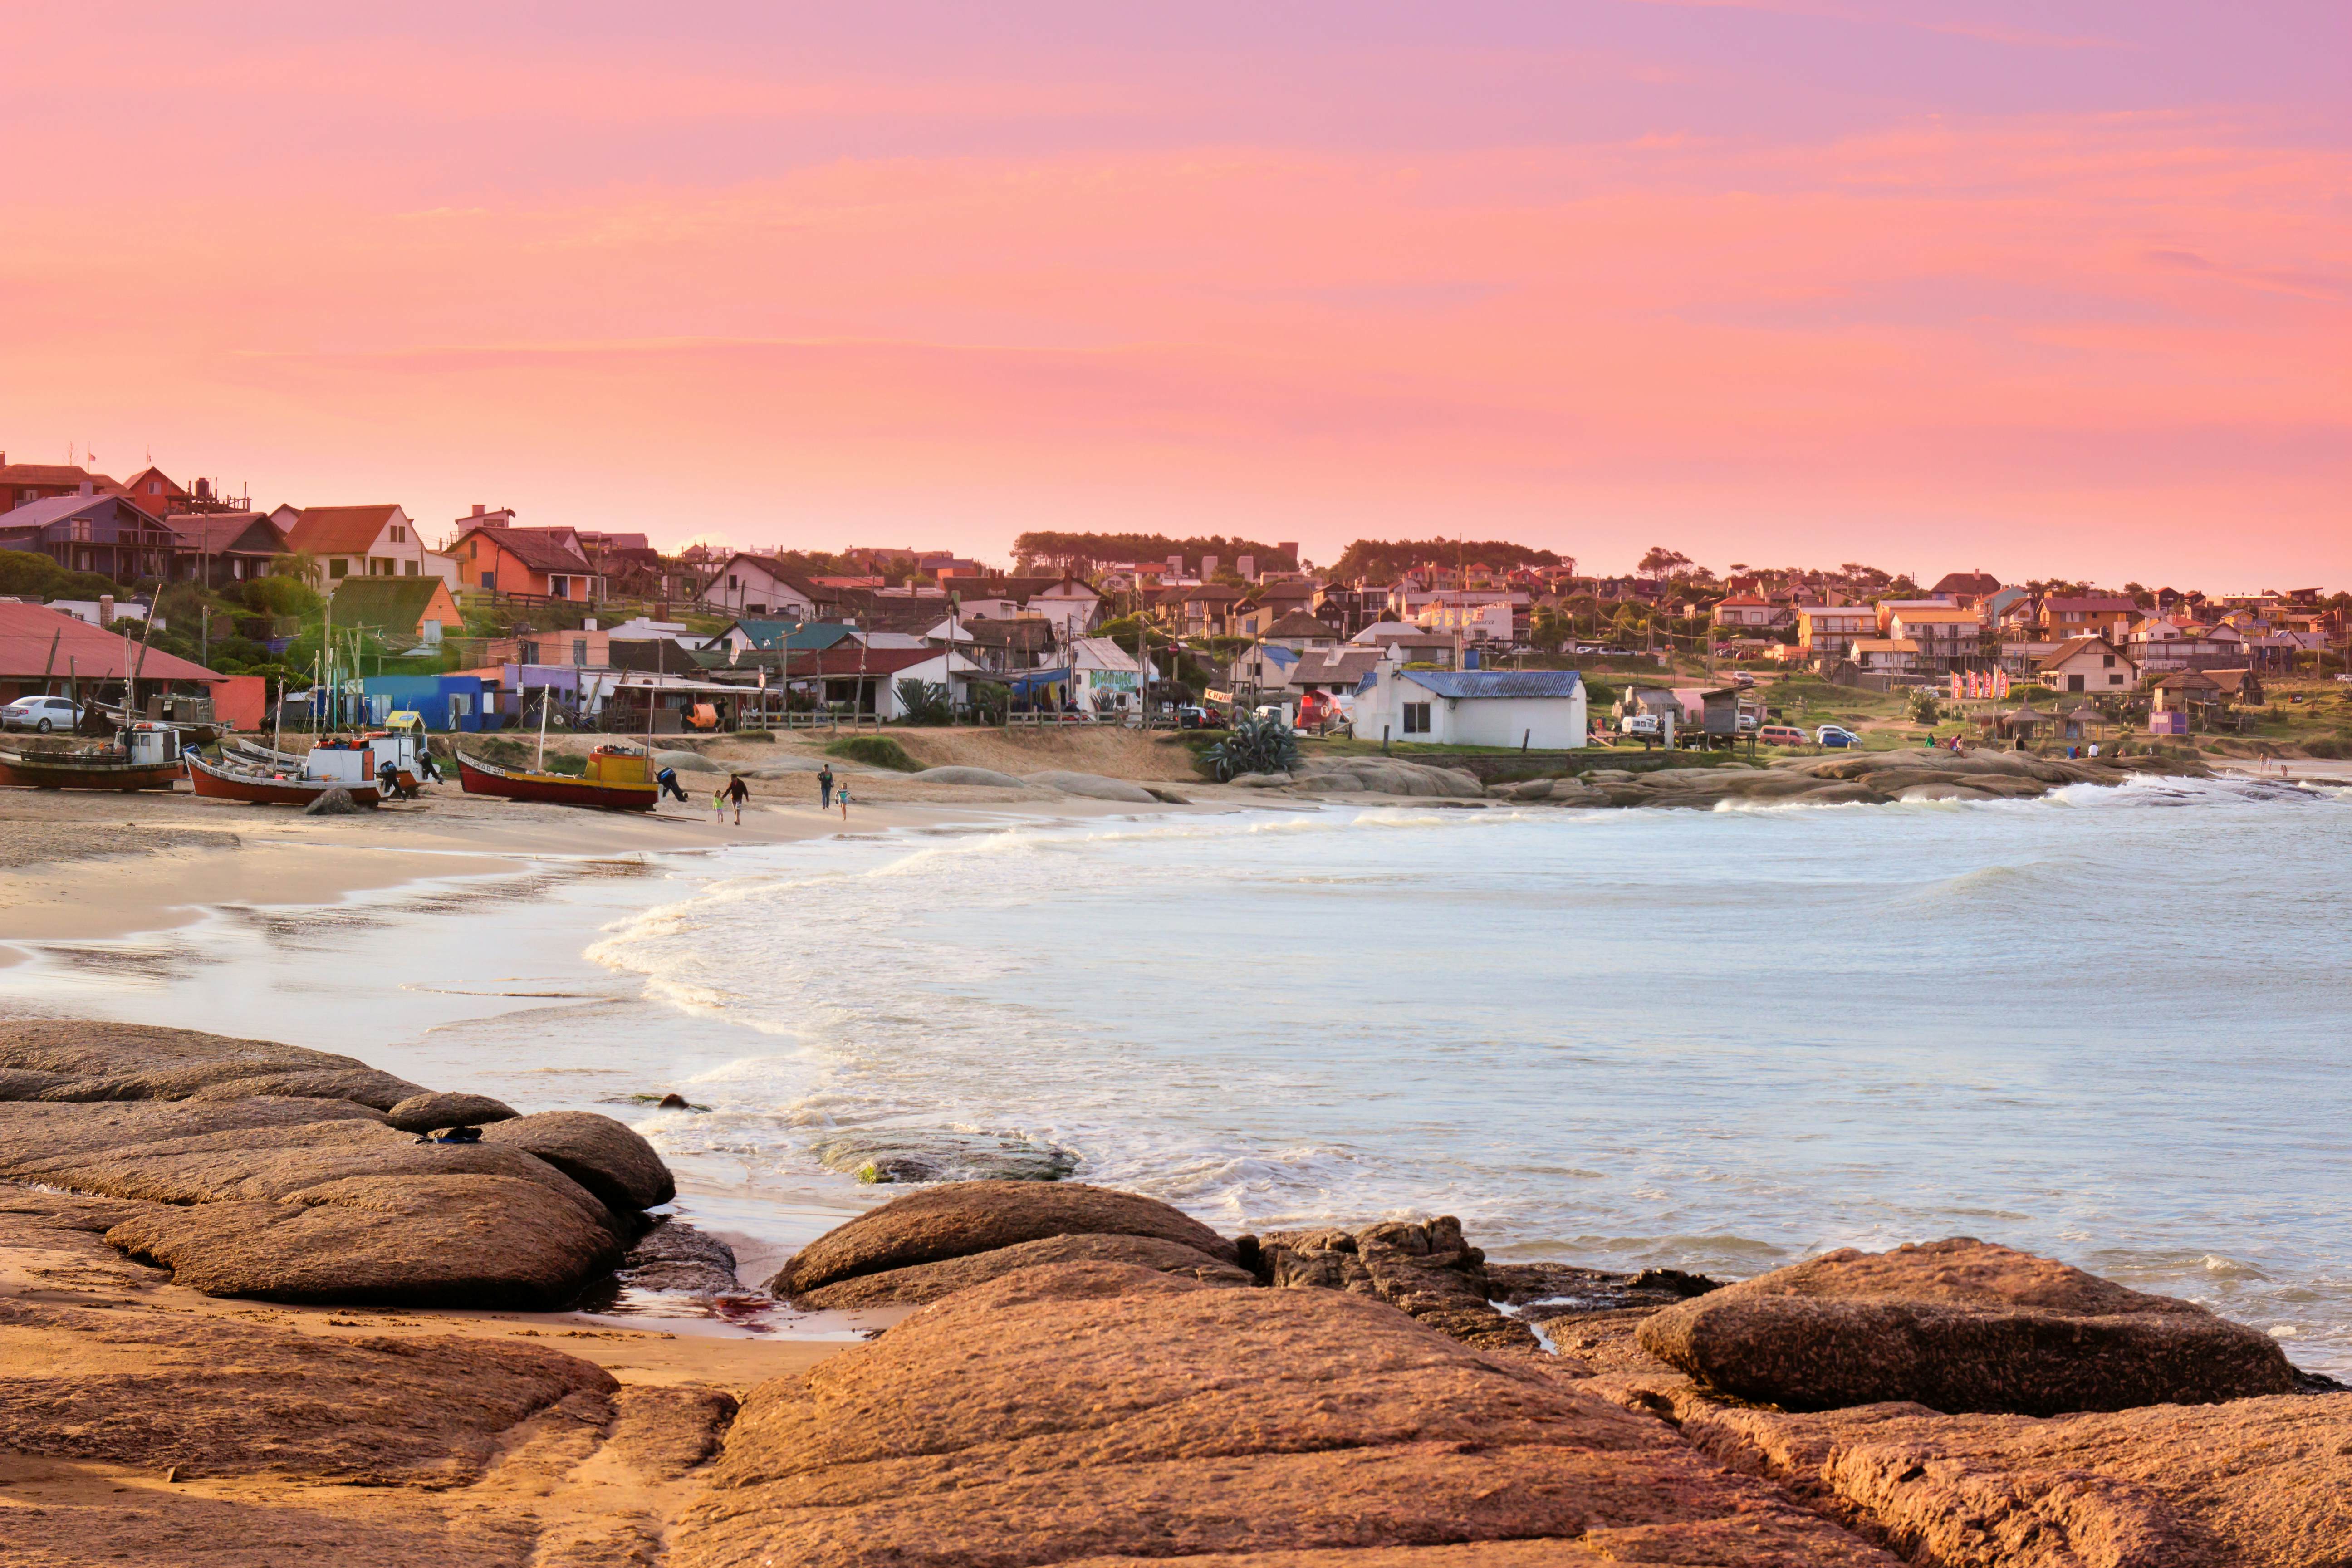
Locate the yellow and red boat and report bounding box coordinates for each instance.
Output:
[457,745,659,811]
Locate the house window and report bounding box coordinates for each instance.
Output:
[548,575,569,598]
[147,480,162,495]
[390,526,406,543]
[1403,701,1432,735]
[573,639,588,666]
[481,571,497,589]
[330,559,350,578]
[727,574,739,590]
[2110,674,2124,686]
[2102,655,2115,667]
[405,560,418,575]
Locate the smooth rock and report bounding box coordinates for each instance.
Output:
[654,748,722,772]
[769,1179,1238,1296]
[385,1090,520,1133]
[1259,1215,1537,1354]
[1020,769,1160,803]
[476,1110,676,1212]
[3,1114,613,1231]
[1227,770,1294,787]
[1638,1237,2299,1414]
[104,1173,623,1309]
[1673,1389,2352,1568]
[303,785,367,815]
[0,1020,425,1109]
[786,1231,1254,1308]
[671,1261,1898,1568]
[0,1296,617,1483]
[0,1096,387,1167]
[914,764,1028,788]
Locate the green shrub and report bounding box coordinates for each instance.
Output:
[731,729,775,742]
[1202,714,1302,780]
[826,735,921,772]
[2305,737,2347,760]
[895,678,953,725]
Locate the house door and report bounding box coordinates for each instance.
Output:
[2068,675,2085,692]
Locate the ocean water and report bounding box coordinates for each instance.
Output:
[584,774,2352,1373]
[9,775,2348,1372]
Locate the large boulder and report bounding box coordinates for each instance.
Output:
[671,1261,1896,1567]
[1672,1389,2352,1568]
[477,1110,675,1212]
[767,1179,1238,1296]
[0,1096,386,1166]
[1294,757,1487,798]
[1259,1215,1538,1354]
[0,1020,426,1109]
[384,1090,520,1132]
[788,1230,1253,1308]
[914,764,1029,788]
[104,1173,622,1309]
[1638,1238,2298,1414]
[1020,769,1160,803]
[808,1127,1076,1185]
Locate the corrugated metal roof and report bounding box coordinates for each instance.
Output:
[1399,669,1583,699]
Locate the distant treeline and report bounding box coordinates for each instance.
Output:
[1324,538,1564,582]
[1013,532,1301,574]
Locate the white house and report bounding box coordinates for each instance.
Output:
[1069,635,1153,715]
[2034,636,2138,694]
[701,554,827,620]
[1351,666,1586,749]
[275,504,459,588]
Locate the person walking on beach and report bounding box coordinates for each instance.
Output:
[724,773,750,825]
[818,764,834,809]
[836,777,852,819]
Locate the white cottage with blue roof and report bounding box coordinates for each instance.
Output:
[1350,665,1587,749]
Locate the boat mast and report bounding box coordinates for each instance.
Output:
[535,676,551,770]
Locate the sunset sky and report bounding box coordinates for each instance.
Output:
[4,1,2344,584]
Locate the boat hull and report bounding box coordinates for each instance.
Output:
[0,752,184,791]
[457,753,658,811]
[186,753,381,807]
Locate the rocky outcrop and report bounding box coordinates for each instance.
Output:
[0,1296,617,1483]
[1671,1390,2352,1568]
[385,1090,519,1132]
[672,1261,1898,1568]
[1021,768,1161,803]
[789,1230,1253,1308]
[0,1022,676,1310]
[0,1019,426,1108]
[1638,1238,2298,1414]
[477,1109,675,1213]
[1258,1215,1539,1354]
[0,1296,739,1567]
[766,1179,1239,1298]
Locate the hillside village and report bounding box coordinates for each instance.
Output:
[3,451,2348,760]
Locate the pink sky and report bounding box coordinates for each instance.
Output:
[3,1,2344,584]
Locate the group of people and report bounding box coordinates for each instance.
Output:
[705,762,851,825]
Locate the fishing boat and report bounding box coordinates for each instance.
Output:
[0,723,186,791]
[457,745,659,811]
[224,736,304,768]
[185,750,382,808]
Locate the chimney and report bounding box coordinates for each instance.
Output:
[99,594,115,626]
[472,504,485,516]
[78,480,94,496]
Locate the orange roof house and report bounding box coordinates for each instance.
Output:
[448,521,600,601]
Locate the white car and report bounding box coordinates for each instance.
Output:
[0,695,81,734]
[1619,714,1662,737]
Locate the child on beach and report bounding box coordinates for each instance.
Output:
[711,783,726,823]
[836,779,852,819]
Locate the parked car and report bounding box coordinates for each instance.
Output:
[1176,705,1226,730]
[1756,724,1808,746]
[0,695,82,734]
[1619,714,1662,737]
[1816,725,1862,748]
